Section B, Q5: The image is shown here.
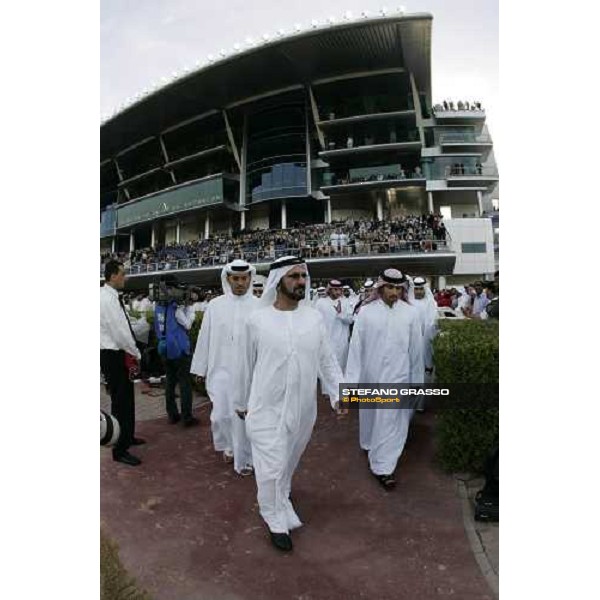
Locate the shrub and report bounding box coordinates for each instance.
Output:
[101,528,152,600]
[433,319,499,473]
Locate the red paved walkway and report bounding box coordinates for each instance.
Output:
[101,402,493,600]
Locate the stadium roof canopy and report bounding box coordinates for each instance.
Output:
[101,13,432,160]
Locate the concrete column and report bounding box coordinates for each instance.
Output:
[129,232,135,252]
[281,200,287,230]
[204,213,210,239]
[151,222,156,247]
[428,191,434,214]
[327,199,332,224]
[176,220,180,244]
[438,275,447,290]
[376,196,384,221]
[240,211,246,231]
[476,191,483,216]
[111,237,116,254]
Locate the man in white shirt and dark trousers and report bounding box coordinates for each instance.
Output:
[154,276,199,427]
[100,260,145,466]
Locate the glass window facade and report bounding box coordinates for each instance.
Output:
[461,243,487,253]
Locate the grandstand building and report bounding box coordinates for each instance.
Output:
[100,10,498,288]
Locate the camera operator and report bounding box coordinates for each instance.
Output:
[154,277,199,427]
[100,260,146,467]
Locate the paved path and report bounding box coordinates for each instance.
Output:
[101,392,495,600]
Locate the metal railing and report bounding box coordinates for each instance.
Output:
[101,240,451,276]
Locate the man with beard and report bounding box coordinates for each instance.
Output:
[345,269,423,489]
[237,256,345,551]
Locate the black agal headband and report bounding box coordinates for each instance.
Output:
[269,256,306,273]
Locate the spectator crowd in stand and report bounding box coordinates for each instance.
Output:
[434,272,499,320]
[100,214,448,274]
[432,100,483,112]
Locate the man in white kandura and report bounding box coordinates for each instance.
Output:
[238,256,345,552]
[312,286,327,307]
[191,259,259,475]
[345,268,423,490]
[314,279,354,371]
[408,276,439,383]
[352,278,375,316]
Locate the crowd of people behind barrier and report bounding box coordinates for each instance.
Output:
[100,214,448,274]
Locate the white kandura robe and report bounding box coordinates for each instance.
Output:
[411,298,438,375]
[240,305,342,534]
[315,297,354,371]
[345,298,423,476]
[191,283,260,473]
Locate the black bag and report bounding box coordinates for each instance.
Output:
[474,447,499,522]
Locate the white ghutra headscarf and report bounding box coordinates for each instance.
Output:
[258,256,311,308]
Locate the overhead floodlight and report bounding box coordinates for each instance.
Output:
[361,10,370,18]
[233,42,241,51]
[327,16,336,24]
[245,36,254,46]
[379,6,389,16]
[311,19,319,28]
[262,33,271,42]
[343,11,353,20]
[207,54,215,62]
[397,6,406,14]
[219,48,227,57]
[294,23,302,32]
[277,28,285,37]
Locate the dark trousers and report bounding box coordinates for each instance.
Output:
[165,354,193,420]
[100,350,136,455]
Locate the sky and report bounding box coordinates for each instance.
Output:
[101,0,498,152]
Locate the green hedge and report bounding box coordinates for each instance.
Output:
[433,319,499,473]
[101,528,152,600]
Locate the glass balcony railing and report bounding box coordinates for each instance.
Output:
[101,239,452,276]
[445,166,498,178]
[439,133,492,144]
[322,130,420,151]
[320,165,425,187]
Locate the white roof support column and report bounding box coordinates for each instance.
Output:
[477,191,483,216]
[428,191,434,214]
[176,220,181,244]
[204,213,210,239]
[307,86,325,150]
[281,200,287,230]
[409,72,426,147]
[129,231,135,252]
[239,112,248,230]
[114,159,130,201]
[159,135,177,185]
[305,97,312,194]
[222,110,242,171]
